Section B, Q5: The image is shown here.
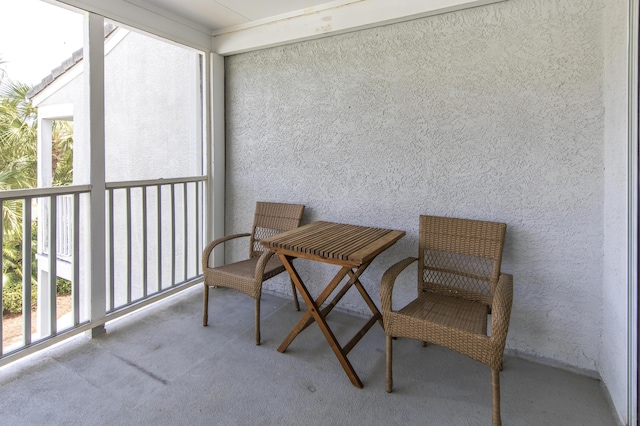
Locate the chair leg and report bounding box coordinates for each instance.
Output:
[255,298,261,346]
[421,341,427,347]
[492,368,502,426]
[385,334,393,392]
[203,284,209,326]
[290,278,300,311]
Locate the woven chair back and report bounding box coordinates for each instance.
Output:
[249,202,305,258]
[419,215,506,307]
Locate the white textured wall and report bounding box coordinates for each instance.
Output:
[104,31,202,181]
[226,0,609,377]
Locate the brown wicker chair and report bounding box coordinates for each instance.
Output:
[380,215,513,426]
[202,202,305,345]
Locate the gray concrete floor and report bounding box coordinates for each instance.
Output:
[0,286,618,425]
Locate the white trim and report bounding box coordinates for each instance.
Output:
[51,0,212,52]
[629,0,639,424]
[212,0,508,55]
[211,0,367,36]
[0,185,91,201]
[118,0,211,35]
[204,54,212,247]
[105,27,130,53]
[37,103,74,120]
[30,62,83,106]
[36,118,53,188]
[210,53,225,267]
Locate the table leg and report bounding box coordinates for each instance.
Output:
[277,254,364,388]
[349,270,384,328]
[297,267,362,335]
[277,257,374,350]
[277,259,351,353]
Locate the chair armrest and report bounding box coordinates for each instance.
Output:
[254,250,277,282]
[490,273,514,350]
[202,233,251,270]
[380,257,418,316]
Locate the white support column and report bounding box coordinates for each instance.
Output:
[209,53,225,267]
[202,52,211,258]
[628,0,639,423]
[85,13,107,336]
[194,51,205,277]
[36,118,53,336]
[37,119,54,189]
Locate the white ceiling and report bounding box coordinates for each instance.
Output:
[56,0,505,54]
[126,0,347,33]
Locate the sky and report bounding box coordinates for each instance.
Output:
[0,0,84,86]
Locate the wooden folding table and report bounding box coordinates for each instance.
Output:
[261,220,405,388]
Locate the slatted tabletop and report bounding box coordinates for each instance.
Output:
[261,221,405,267]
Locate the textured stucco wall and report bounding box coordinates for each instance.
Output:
[226,0,609,376]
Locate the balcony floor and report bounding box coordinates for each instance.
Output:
[0,286,617,425]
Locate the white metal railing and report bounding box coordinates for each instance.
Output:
[56,195,74,260]
[0,185,90,358]
[0,176,206,363]
[105,176,206,313]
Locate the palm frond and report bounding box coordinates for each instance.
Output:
[0,80,37,164]
[52,120,74,186]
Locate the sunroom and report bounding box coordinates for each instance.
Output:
[0,0,635,425]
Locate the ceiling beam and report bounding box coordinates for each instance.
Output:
[51,0,212,52]
[212,0,508,55]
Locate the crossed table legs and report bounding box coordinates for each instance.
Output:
[276,254,384,388]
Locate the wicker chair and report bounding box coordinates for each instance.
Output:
[202,202,305,345]
[380,215,513,426]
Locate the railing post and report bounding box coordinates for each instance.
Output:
[47,196,58,336]
[21,199,32,346]
[85,13,107,336]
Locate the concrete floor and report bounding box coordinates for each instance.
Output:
[0,286,618,425]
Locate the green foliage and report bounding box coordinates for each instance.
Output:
[56,278,72,296]
[0,81,38,181]
[2,221,37,284]
[2,221,38,313]
[1,277,72,314]
[0,55,6,86]
[2,280,37,315]
[52,120,73,186]
[0,74,74,308]
[0,81,73,190]
[0,79,38,250]
[2,278,73,314]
